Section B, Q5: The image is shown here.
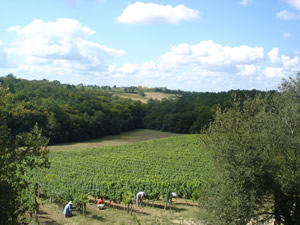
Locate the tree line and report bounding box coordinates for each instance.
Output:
[0,74,271,145]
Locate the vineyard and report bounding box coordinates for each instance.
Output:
[33,134,214,212]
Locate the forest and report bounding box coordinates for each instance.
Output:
[0,74,271,144]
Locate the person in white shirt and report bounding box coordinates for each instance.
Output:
[136,192,146,207]
[168,192,177,205]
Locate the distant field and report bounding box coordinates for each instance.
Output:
[113,91,177,103]
[49,129,182,151]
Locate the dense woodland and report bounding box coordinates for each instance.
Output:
[0,74,271,144]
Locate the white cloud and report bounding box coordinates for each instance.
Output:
[268,48,300,70]
[118,63,139,74]
[268,48,281,64]
[158,41,264,70]
[281,54,300,69]
[236,64,260,76]
[263,67,285,78]
[117,2,199,24]
[276,10,300,20]
[106,41,300,91]
[282,0,300,10]
[5,18,125,80]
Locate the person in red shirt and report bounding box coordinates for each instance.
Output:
[97,197,104,210]
[97,198,102,205]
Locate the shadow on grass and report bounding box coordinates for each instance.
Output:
[90,214,106,221]
[38,210,58,225]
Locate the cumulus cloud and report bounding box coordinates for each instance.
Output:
[268,48,300,70]
[276,10,300,20]
[106,42,300,91]
[5,18,125,81]
[103,41,271,91]
[158,41,264,70]
[117,2,199,24]
[118,63,139,74]
[282,0,300,10]
[268,48,281,64]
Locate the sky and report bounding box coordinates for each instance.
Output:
[0,0,299,92]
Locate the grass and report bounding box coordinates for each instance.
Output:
[49,129,182,151]
[37,197,204,225]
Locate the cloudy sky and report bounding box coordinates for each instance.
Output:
[0,0,299,92]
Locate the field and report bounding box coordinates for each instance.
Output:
[49,129,182,151]
[35,130,212,225]
[113,91,177,103]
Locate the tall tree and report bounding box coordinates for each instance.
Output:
[201,74,300,225]
[0,87,50,224]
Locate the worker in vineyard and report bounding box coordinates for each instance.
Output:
[63,201,75,217]
[168,192,177,205]
[136,191,146,207]
[97,197,104,210]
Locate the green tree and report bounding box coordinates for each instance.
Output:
[0,87,50,224]
[201,75,300,225]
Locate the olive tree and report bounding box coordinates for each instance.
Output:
[201,74,299,225]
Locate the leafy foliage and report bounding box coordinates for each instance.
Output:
[201,74,300,225]
[0,87,49,224]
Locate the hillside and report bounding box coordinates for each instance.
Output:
[34,134,214,224]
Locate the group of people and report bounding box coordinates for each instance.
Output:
[63,191,177,217]
[136,191,177,207]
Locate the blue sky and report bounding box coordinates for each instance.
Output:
[0,0,299,92]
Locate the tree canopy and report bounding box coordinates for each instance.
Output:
[0,87,50,224]
[201,74,300,225]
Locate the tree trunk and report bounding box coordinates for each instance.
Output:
[82,203,86,216]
